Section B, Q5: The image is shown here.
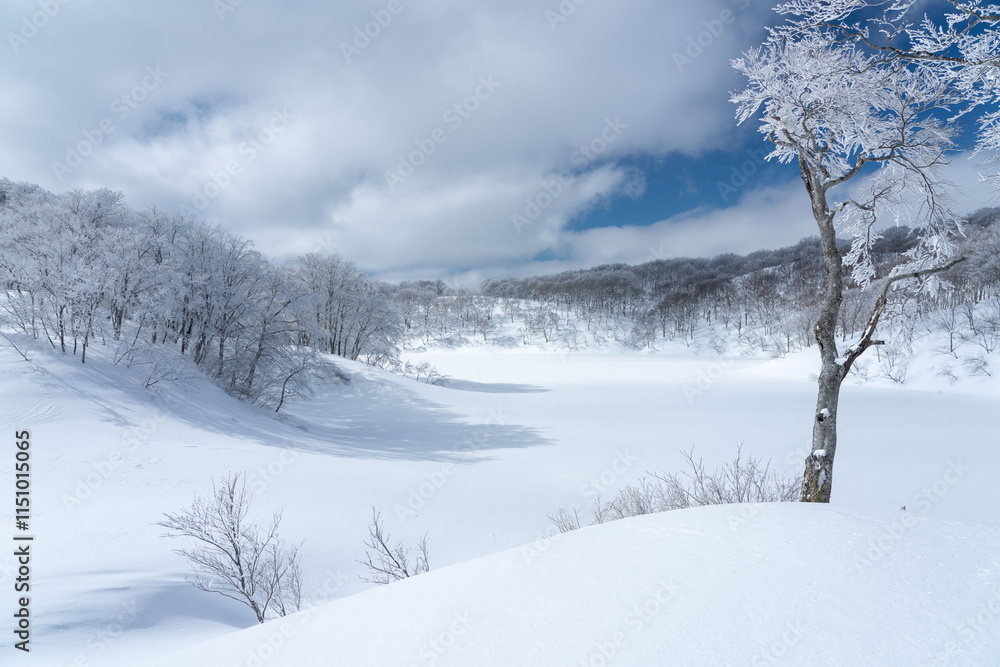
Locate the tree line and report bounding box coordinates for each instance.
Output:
[0,179,403,410]
[4,176,1000,411]
[474,215,1000,356]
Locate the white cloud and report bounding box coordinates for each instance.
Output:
[3,0,992,282]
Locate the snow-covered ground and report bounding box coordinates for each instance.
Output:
[1,338,998,665]
[134,504,1000,667]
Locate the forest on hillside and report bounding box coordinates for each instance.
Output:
[3,177,1000,408]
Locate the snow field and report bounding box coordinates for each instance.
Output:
[0,339,997,664]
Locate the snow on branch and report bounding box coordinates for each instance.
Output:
[732,24,962,284]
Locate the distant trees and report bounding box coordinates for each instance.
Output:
[393,285,437,332]
[5,175,1000,424]
[0,178,395,410]
[296,253,403,365]
[473,213,1000,384]
[479,239,855,352]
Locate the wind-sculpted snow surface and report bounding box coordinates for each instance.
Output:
[135,504,1000,667]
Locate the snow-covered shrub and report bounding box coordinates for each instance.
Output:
[963,353,991,377]
[552,444,799,531]
[157,472,303,623]
[401,361,449,385]
[359,508,429,585]
[877,340,911,384]
[935,364,960,385]
[548,506,583,534]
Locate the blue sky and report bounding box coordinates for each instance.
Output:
[570,146,789,232]
[1,0,992,283]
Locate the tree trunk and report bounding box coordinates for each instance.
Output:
[803,359,842,502]
[58,305,66,354]
[800,163,845,504]
[799,219,965,502]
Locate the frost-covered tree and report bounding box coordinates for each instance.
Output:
[0,180,357,410]
[0,182,125,361]
[733,25,966,502]
[108,208,184,367]
[158,472,303,623]
[296,252,403,363]
[773,1,1000,182]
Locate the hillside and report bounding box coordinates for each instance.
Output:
[135,504,1000,667]
[1,330,999,664]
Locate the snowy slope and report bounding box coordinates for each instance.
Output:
[135,504,1000,667]
[1,336,998,665]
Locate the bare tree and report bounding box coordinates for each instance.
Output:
[733,24,965,502]
[358,508,429,585]
[157,472,303,623]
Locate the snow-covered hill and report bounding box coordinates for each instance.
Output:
[135,503,1000,667]
[1,336,998,665]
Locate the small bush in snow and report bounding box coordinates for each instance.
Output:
[157,472,303,623]
[547,506,583,534]
[963,353,991,377]
[936,364,960,385]
[401,361,449,386]
[552,444,799,531]
[877,341,911,385]
[359,508,429,585]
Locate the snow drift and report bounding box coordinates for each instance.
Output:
[137,503,1000,667]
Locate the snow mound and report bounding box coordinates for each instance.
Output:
[137,504,1000,666]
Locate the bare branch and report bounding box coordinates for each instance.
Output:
[157,472,303,623]
[358,508,430,585]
